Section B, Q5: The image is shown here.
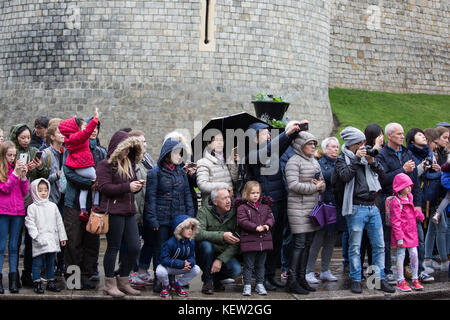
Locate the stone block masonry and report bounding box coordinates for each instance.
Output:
[0,0,333,158]
[329,0,449,94]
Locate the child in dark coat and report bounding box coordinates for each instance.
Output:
[236,181,275,296]
[156,215,201,298]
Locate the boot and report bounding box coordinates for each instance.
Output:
[117,276,141,296]
[0,274,4,294]
[20,270,33,288]
[33,281,44,294]
[46,280,61,292]
[8,272,18,293]
[285,249,308,295]
[297,248,316,292]
[267,275,285,288]
[103,277,125,298]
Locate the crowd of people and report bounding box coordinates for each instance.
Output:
[0,111,448,298]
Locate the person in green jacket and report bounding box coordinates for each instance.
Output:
[9,123,50,288]
[196,188,241,295]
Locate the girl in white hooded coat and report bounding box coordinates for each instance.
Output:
[25,178,67,294]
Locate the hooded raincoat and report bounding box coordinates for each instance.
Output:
[390,173,425,248]
[58,116,98,168]
[24,178,67,257]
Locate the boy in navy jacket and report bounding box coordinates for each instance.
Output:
[155,215,201,298]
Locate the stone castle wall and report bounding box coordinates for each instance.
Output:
[329,0,449,93]
[0,0,332,158]
[0,0,448,159]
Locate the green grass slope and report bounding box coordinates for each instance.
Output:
[329,88,450,142]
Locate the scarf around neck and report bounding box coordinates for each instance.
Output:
[341,145,382,216]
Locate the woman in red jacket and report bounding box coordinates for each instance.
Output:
[58,109,100,221]
[236,181,275,296]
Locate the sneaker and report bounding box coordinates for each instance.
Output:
[397,280,412,292]
[281,270,288,280]
[431,260,442,270]
[137,272,153,285]
[89,272,100,282]
[379,279,396,293]
[129,272,147,287]
[411,279,424,291]
[320,270,338,282]
[306,272,320,284]
[160,285,170,298]
[385,273,396,285]
[220,278,235,285]
[255,283,267,295]
[440,261,449,272]
[404,265,412,280]
[242,284,251,296]
[173,282,188,297]
[418,272,434,283]
[423,261,435,274]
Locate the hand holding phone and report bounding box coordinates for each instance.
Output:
[34,151,43,160]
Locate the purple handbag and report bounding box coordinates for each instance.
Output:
[309,194,337,227]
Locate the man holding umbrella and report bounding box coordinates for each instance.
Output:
[246,119,306,290]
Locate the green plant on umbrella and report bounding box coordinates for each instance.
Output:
[253,93,286,102]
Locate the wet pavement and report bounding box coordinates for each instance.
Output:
[1,238,449,300]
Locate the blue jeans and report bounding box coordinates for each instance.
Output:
[32,252,56,281]
[0,215,23,273]
[342,231,349,267]
[425,210,448,261]
[196,241,242,284]
[345,205,385,282]
[417,222,425,273]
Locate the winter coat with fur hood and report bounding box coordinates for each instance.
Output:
[24,178,67,257]
[197,148,238,206]
[96,131,143,216]
[58,116,98,168]
[390,173,424,248]
[0,163,29,216]
[159,214,199,269]
[286,131,323,234]
[235,196,275,253]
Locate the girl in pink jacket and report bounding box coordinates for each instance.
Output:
[58,109,99,221]
[0,141,28,294]
[389,173,424,292]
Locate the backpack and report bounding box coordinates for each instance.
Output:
[385,195,402,227]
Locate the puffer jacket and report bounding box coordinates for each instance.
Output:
[196,149,238,206]
[390,173,424,248]
[24,179,67,257]
[195,198,239,264]
[159,214,199,269]
[144,138,194,229]
[0,163,29,216]
[286,132,323,234]
[96,131,144,216]
[58,116,98,169]
[235,196,275,253]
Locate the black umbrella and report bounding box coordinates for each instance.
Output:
[191,112,278,161]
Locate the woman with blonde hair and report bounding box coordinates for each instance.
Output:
[96,130,145,297]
